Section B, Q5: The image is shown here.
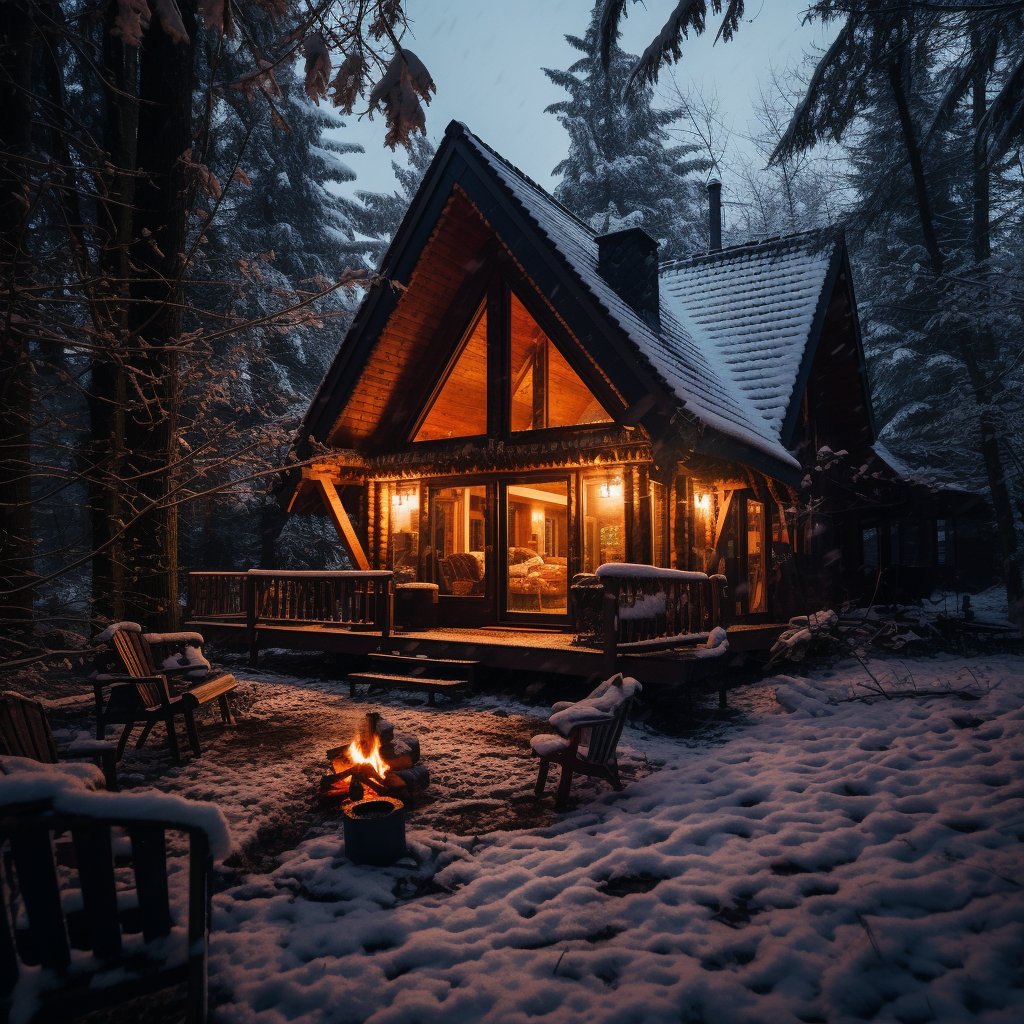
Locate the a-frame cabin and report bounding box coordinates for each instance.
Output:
[277,120,978,629]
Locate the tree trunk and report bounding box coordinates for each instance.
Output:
[968,43,1023,624]
[0,1,37,618]
[120,3,196,630]
[887,57,944,275]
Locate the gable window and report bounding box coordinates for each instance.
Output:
[509,293,612,432]
[414,306,488,442]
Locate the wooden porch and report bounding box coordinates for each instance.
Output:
[185,570,787,689]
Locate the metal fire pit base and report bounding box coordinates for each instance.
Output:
[342,796,406,866]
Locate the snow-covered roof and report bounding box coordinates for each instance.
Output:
[659,235,837,445]
[459,130,802,472]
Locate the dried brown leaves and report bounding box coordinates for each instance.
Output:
[330,52,366,114]
[111,0,151,46]
[367,49,434,150]
[302,32,332,104]
[151,0,189,44]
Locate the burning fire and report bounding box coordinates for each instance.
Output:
[347,732,389,779]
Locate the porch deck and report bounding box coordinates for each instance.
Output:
[186,618,786,687]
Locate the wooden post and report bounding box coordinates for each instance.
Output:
[636,465,652,565]
[245,572,257,668]
[623,466,635,563]
[187,829,211,1024]
[377,576,393,641]
[315,477,370,571]
[602,577,618,679]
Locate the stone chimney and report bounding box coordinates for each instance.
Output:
[596,227,660,332]
[707,178,722,252]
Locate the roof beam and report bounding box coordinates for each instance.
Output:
[314,477,370,571]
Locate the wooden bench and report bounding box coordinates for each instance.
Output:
[531,675,641,811]
[94,626,237,764]
[0,791,219,1023]
[0,692,118,791]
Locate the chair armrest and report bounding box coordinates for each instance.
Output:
[143,631,205,646]
[550,701,574,713]
[66,739,117,755]
[94,673,166,685]
[62,741,119,791]
[557,712,616,737]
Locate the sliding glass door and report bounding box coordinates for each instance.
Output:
[503,478,571,618]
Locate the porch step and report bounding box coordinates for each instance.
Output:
[368,653,477,681]
[347,671,473,706]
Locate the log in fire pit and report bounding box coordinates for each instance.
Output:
[320,712,429,806]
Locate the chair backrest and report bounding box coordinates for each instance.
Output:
[111,628,158,678]
[446,552,482,582]
[0,807,211,1021]
[580,695,634,767]
[0,693,59,764]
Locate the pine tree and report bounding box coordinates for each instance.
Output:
[347,134,436,267]
[179,42,370,574]
[544,4,708,260]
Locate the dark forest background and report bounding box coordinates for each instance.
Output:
[2,0,1022,661]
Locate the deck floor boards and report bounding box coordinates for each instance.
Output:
[188,619,785,687]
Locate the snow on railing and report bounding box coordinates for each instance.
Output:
[571,563,728,673]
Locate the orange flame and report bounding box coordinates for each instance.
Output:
[347,732,389,778]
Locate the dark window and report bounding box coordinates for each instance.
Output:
[862,526,879,569]
[936,518,955,566]
[889,521,900,563]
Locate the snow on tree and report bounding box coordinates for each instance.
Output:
[346,134,437,268]
[545,4,709,261]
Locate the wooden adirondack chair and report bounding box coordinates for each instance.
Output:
[93,626,237,764]
[0,796,216,1023]
[0,692,118,791]
[531,675,641,812]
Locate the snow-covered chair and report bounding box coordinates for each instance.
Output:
[92,623,237,764]
[0,692,118,791]
[530,674,641,811]
[0,781,230,1023]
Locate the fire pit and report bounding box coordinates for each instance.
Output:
[342,795,406,866]
[320,712,429,805]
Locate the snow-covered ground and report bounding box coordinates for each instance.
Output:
[192,653,1024,1024]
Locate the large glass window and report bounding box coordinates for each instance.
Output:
[509,294,612,432]
[506,480,569,613]
[430,486,487,596]
[389,481,420,583]
[583,471,625,572]
[414,307,488,442]
[747,498,767,613]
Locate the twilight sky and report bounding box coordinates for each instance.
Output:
[328,1,836,205]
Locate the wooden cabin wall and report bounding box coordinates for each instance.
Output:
[635,464,652,565]
[672,472,693,572]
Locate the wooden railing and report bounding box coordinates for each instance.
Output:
[187,571,248,620]
[187,569,394,663]
[571,565,728,675]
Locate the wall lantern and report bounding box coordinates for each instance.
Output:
[599,477,623,499]
[694,492,710,512]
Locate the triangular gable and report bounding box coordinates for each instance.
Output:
[413,305,488,442]
[296,121,806,484]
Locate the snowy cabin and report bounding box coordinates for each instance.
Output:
[279,120,989,626]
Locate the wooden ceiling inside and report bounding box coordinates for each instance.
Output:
[328,187,495,448]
